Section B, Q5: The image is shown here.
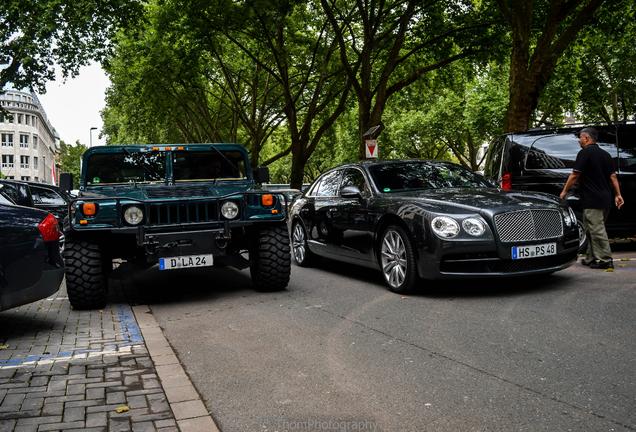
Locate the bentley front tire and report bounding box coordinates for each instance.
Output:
[291,221,314,267]
[250,224,291,291]
[379,225,419,294]
[64,240,108,310]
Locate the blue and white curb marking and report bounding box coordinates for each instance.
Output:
[0,304,144,369]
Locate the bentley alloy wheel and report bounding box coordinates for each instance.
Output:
[380,225,418,293]
[292,221,313,266]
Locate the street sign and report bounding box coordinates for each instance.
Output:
[365,139,378,159]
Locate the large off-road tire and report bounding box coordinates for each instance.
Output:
[379,225,419,294]
[64,240,108,310]
[250,224,291,291]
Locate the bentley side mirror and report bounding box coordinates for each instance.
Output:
[341,185,363,199]
[59,173,73,192]
[253,166,270,184]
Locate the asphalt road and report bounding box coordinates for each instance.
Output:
[127,248,636,432]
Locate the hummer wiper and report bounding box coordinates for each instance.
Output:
[207,145,240,179]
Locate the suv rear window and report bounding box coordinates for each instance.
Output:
[525,133,619,170]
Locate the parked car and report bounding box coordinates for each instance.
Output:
[60,144,291,309]
[0,204,65,311]
[0,180,69,253]
[483,123,636,237]
[0,179,70,222]
[289,160,580,293]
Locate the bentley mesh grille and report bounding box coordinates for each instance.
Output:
[494,209,563,242]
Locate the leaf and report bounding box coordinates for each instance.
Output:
[115,405,130,413]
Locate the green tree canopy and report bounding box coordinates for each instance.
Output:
[0,0,142,92]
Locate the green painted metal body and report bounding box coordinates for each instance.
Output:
[68,144,285,234]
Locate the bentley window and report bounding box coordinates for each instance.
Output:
[368,161,492,192]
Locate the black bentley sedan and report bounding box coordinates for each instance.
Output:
[0,204,65,311]
[289,160,580,293]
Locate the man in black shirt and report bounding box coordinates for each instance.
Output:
[560,127,624,269]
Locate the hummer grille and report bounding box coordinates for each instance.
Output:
[146,201,219,225]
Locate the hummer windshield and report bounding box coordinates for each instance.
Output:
[84,148,248,186]
[173,150,247,182]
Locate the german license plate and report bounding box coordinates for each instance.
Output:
[159,254,213,270]
[511,243,556,260]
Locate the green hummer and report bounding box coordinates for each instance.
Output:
[59,144,291,309]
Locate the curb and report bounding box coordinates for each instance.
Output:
[132,305,220,432]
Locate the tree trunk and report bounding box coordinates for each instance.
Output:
[289,149,306,189]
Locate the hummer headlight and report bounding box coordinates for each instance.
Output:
[124,206,144,225]
[221,201,239,219]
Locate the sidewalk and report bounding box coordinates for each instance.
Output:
[0,283,216,432]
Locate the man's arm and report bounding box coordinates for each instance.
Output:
[610,173,624,209]
[559,171,580,200]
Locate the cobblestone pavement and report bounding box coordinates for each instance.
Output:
[0,284,179,432]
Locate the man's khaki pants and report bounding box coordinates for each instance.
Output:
[583,208,612,263]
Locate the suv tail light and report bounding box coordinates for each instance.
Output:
[501,172,512,191]
[38,213,61,242]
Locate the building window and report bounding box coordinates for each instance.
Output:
[25,115,30,126]
[17,114,23,124]
[1,154,14,168]
[21,176,30,181]
[33,156,39,169]
[20,134,29,147]
[20,155,29,169]
[33,136,38,149]
[34,176,39,182]
[32,117,37,127]
[5,176,14,179]
[1,133,13,147]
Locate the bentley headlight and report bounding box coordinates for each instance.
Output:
[124,206,144,225]
[221,201,239,219]
[462,218,486,236]
[568,207,577,226]
[431,216,460,239]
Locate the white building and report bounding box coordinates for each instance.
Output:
[0,87,60,184]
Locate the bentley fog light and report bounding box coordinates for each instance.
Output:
[124,206,144,225]
[221,201,239,219]
[431,216,460,239]
[462,218,486,236]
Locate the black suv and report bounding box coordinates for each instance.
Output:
[483,123,636,237]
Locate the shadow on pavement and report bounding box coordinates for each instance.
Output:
[0,312,57,339]
[108,264,256,306]
[302,255,570,299]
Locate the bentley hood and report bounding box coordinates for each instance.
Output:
[386,188,562,215]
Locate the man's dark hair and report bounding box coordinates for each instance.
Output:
[579,127,599,142]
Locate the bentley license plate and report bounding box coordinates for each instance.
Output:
[511,243,556,260]
[159,254,213,270]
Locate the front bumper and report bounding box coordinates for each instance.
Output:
[417,230,580,279]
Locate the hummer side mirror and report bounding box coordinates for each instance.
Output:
[253,167,270,184]
[59,173,73,192]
